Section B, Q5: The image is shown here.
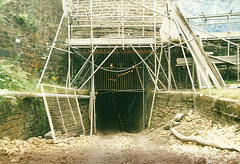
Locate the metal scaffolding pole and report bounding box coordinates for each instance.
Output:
[66,13,71,87]
[142,64,145,127]
[37,10,66,89]
[150,44,169,83]
[78,46,118,90]
[89,0,95,136]
[148,42,163,129]
[154,0,157,75]
[238,46,240,83]
[131,45,167,90]
[168,46,171,90]
[121,0,124,49]
[167,3,171,91]
[71,46,97,86]
[176,25,196,92]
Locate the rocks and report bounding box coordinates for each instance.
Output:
[2,137,10,142]
[163,113,183,130]
[173,113,184,122]
[0,148,7,156]
[10,156,21,163]
[149,111,240,163]
[45,131,53,139]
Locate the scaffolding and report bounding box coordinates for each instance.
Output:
[38,0,240,134]
[185,11,240,83]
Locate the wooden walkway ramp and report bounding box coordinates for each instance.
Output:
[40,84,87,143]
[172,5,225,89]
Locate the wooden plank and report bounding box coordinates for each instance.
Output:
[68,38,155,46]
[172,7,213,89]
[172,5,225,89]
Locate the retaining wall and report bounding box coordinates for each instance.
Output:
[0,98,49,140]
[0,0,68,82]
[149,91,240,128]
[0,97,90,140]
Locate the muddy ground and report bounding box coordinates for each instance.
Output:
[0,111,240,164]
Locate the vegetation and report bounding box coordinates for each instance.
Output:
[15,13,39,31]
[198,88,240,100]
[0,59,37,92]
[0,0,11,7]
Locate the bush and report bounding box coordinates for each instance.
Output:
[0,59,36,91]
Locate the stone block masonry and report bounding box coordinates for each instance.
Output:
[149,91,240,128]
[0,97,90,140]
[148,91,195,128]
[0,0,68,82]
[0,98,49,140]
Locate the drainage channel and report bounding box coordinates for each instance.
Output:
[95,92,144,133]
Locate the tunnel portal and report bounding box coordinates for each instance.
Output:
[96,92,144,133]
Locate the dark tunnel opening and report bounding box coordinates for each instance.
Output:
[96,92,144,133]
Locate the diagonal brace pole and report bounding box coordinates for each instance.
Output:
[148,42,164,129]
[71,46,98,86]
[131,45,167,90]
[37,10,66,89]
[78,46,118,90]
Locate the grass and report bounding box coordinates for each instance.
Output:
[198,88,240,100]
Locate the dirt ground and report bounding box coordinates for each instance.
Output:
[0,111,240,164]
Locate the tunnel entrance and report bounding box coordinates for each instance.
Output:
[96,92,144,133]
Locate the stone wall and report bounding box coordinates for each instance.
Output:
[0,98,49,140]
[0,0,68,83]
[0,97,90,140]
[148,91,194,127]
[71,0,166,39]
[194,94,240,124]
[149,91,240,128]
